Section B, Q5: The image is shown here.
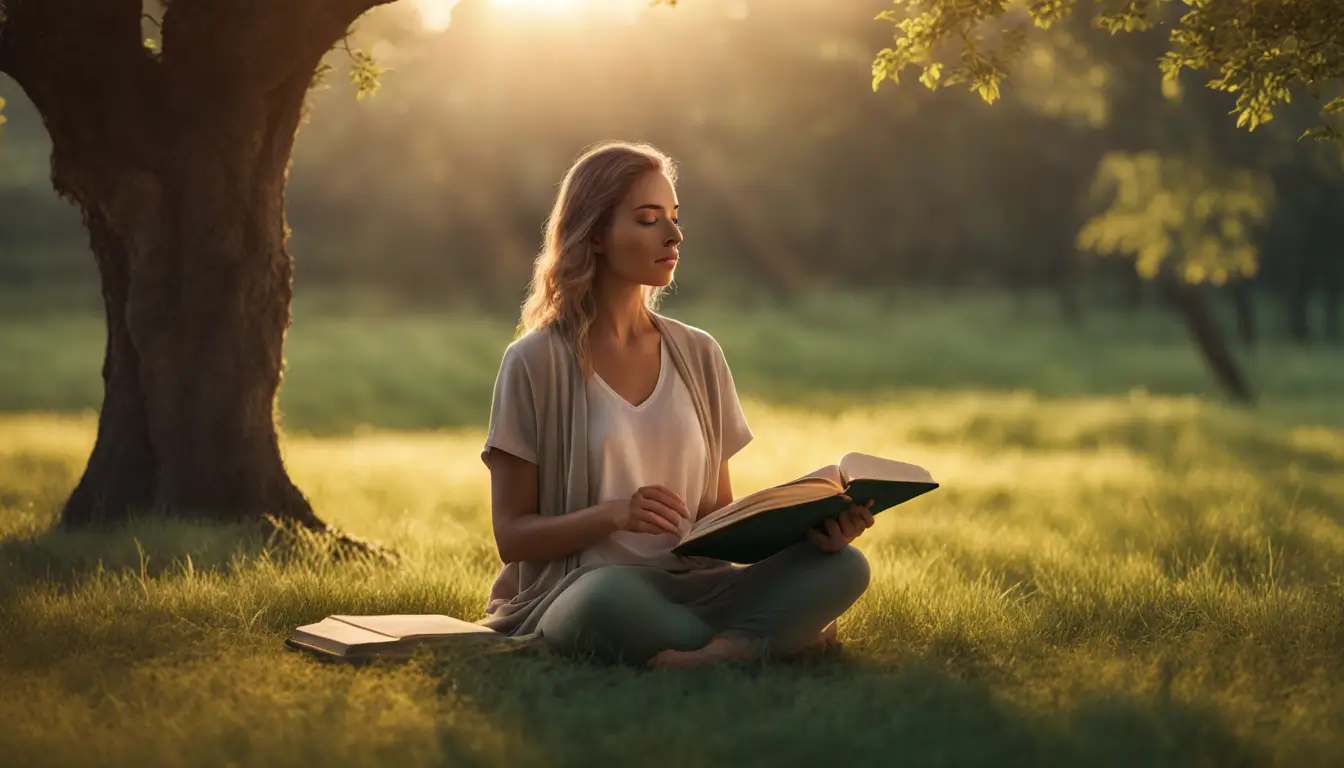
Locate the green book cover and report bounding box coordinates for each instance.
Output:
[672,454,938,564]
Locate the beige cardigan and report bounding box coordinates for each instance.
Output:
[477,312,753,636]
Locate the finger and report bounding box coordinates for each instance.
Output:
[849,510,869,534]
[861,509,876,527]
[652,484,688,509]
[642,499,688,529]
[846,513,866,539]
[806,527,830,549]
[632,520,662,535]
[824,517,842,537]
[637,509,682,536]
[830,517,854,547]
[643,486,691,519]
[644,507,683,535]
[839,514,861,539]
[820,530,842,552]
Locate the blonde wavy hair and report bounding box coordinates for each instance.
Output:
[517,140,678,378]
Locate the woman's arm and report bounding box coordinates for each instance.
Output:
[487,448,623,564]
[695,459,736,521]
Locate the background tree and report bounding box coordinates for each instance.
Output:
[868,0,1344,399]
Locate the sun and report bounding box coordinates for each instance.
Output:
[413,0,590,32]
[492,0,583,14]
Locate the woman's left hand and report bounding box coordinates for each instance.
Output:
[806,498,875,553]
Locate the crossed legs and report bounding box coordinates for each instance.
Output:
[535,542,871,668]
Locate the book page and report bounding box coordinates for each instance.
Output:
[691,470,841,532]
[839,452,934,484]
[293,617,401,651]
[332,614,496,639]
[686,476,840,540]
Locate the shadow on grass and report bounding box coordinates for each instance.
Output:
[413,645,1262,767]
[0,517,257,587]
[0,513,392,611]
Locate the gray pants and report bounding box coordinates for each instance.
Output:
[534,542,871,666]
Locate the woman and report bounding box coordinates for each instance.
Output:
[479,140,874,669]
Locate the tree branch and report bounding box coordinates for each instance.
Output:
[159,0,379,105]
[0,0,161,201]
[346,0,401,16]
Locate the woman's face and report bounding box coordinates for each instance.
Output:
[593,170,682,288]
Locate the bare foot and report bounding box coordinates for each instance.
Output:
[784,619,840,660]
[646,635,760,669]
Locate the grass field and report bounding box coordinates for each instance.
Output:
[1,291,1342,766]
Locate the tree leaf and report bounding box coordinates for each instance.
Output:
[919,63,943,90]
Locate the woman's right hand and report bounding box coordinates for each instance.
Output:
[613,485,690,536]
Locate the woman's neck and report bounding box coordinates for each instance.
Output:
[590,280,654,346]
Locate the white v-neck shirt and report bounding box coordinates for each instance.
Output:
[579,334,710,570]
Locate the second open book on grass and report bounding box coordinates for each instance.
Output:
[288,614,507,659]
[672,452,938,563]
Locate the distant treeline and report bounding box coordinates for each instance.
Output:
[1,0,1340,338]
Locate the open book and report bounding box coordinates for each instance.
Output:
[286,614,507,660]
[671,452,938,563]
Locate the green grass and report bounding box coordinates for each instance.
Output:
[4,287,1343,433]
[1,291,1342,766]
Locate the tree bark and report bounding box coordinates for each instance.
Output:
[1230,277,1256,348]
[1123,264,1144,312]
[61,208,157,524]
[59,109,324,528]
[1286,252,1313,343]
[63,153,319,528]
[1054,248,1082,327]
[1326,256,1341,343]
[1327,300,1340,343]
[1,0,388,529]
[1160,271,1255,404]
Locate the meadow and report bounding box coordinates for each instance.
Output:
[1,288,1341,766]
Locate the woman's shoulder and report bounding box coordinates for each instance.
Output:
[652,313,723,357]
[497,326,564,373]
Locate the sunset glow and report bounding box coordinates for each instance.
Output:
[415,0,457,31]
[413,0,649,31]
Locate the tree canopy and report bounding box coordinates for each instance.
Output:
[869,0,1344,138]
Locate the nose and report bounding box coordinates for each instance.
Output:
[666,221,682,247]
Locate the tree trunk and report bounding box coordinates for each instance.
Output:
[1230,277,1256,347]
[62,152,321,528]
[1160,271,1255,404]
[1287,253,1312,343]
[1325,251,1341,343]
[61,208,157,523]
[1054,249,1082,328]
[1008,266,1028,317]
[1123,264,1144,312]
[0,0,386,530]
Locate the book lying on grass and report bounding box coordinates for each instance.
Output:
[287,614,507,661]
[672,452,938,564]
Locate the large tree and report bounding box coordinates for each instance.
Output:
[0,0,392,531]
